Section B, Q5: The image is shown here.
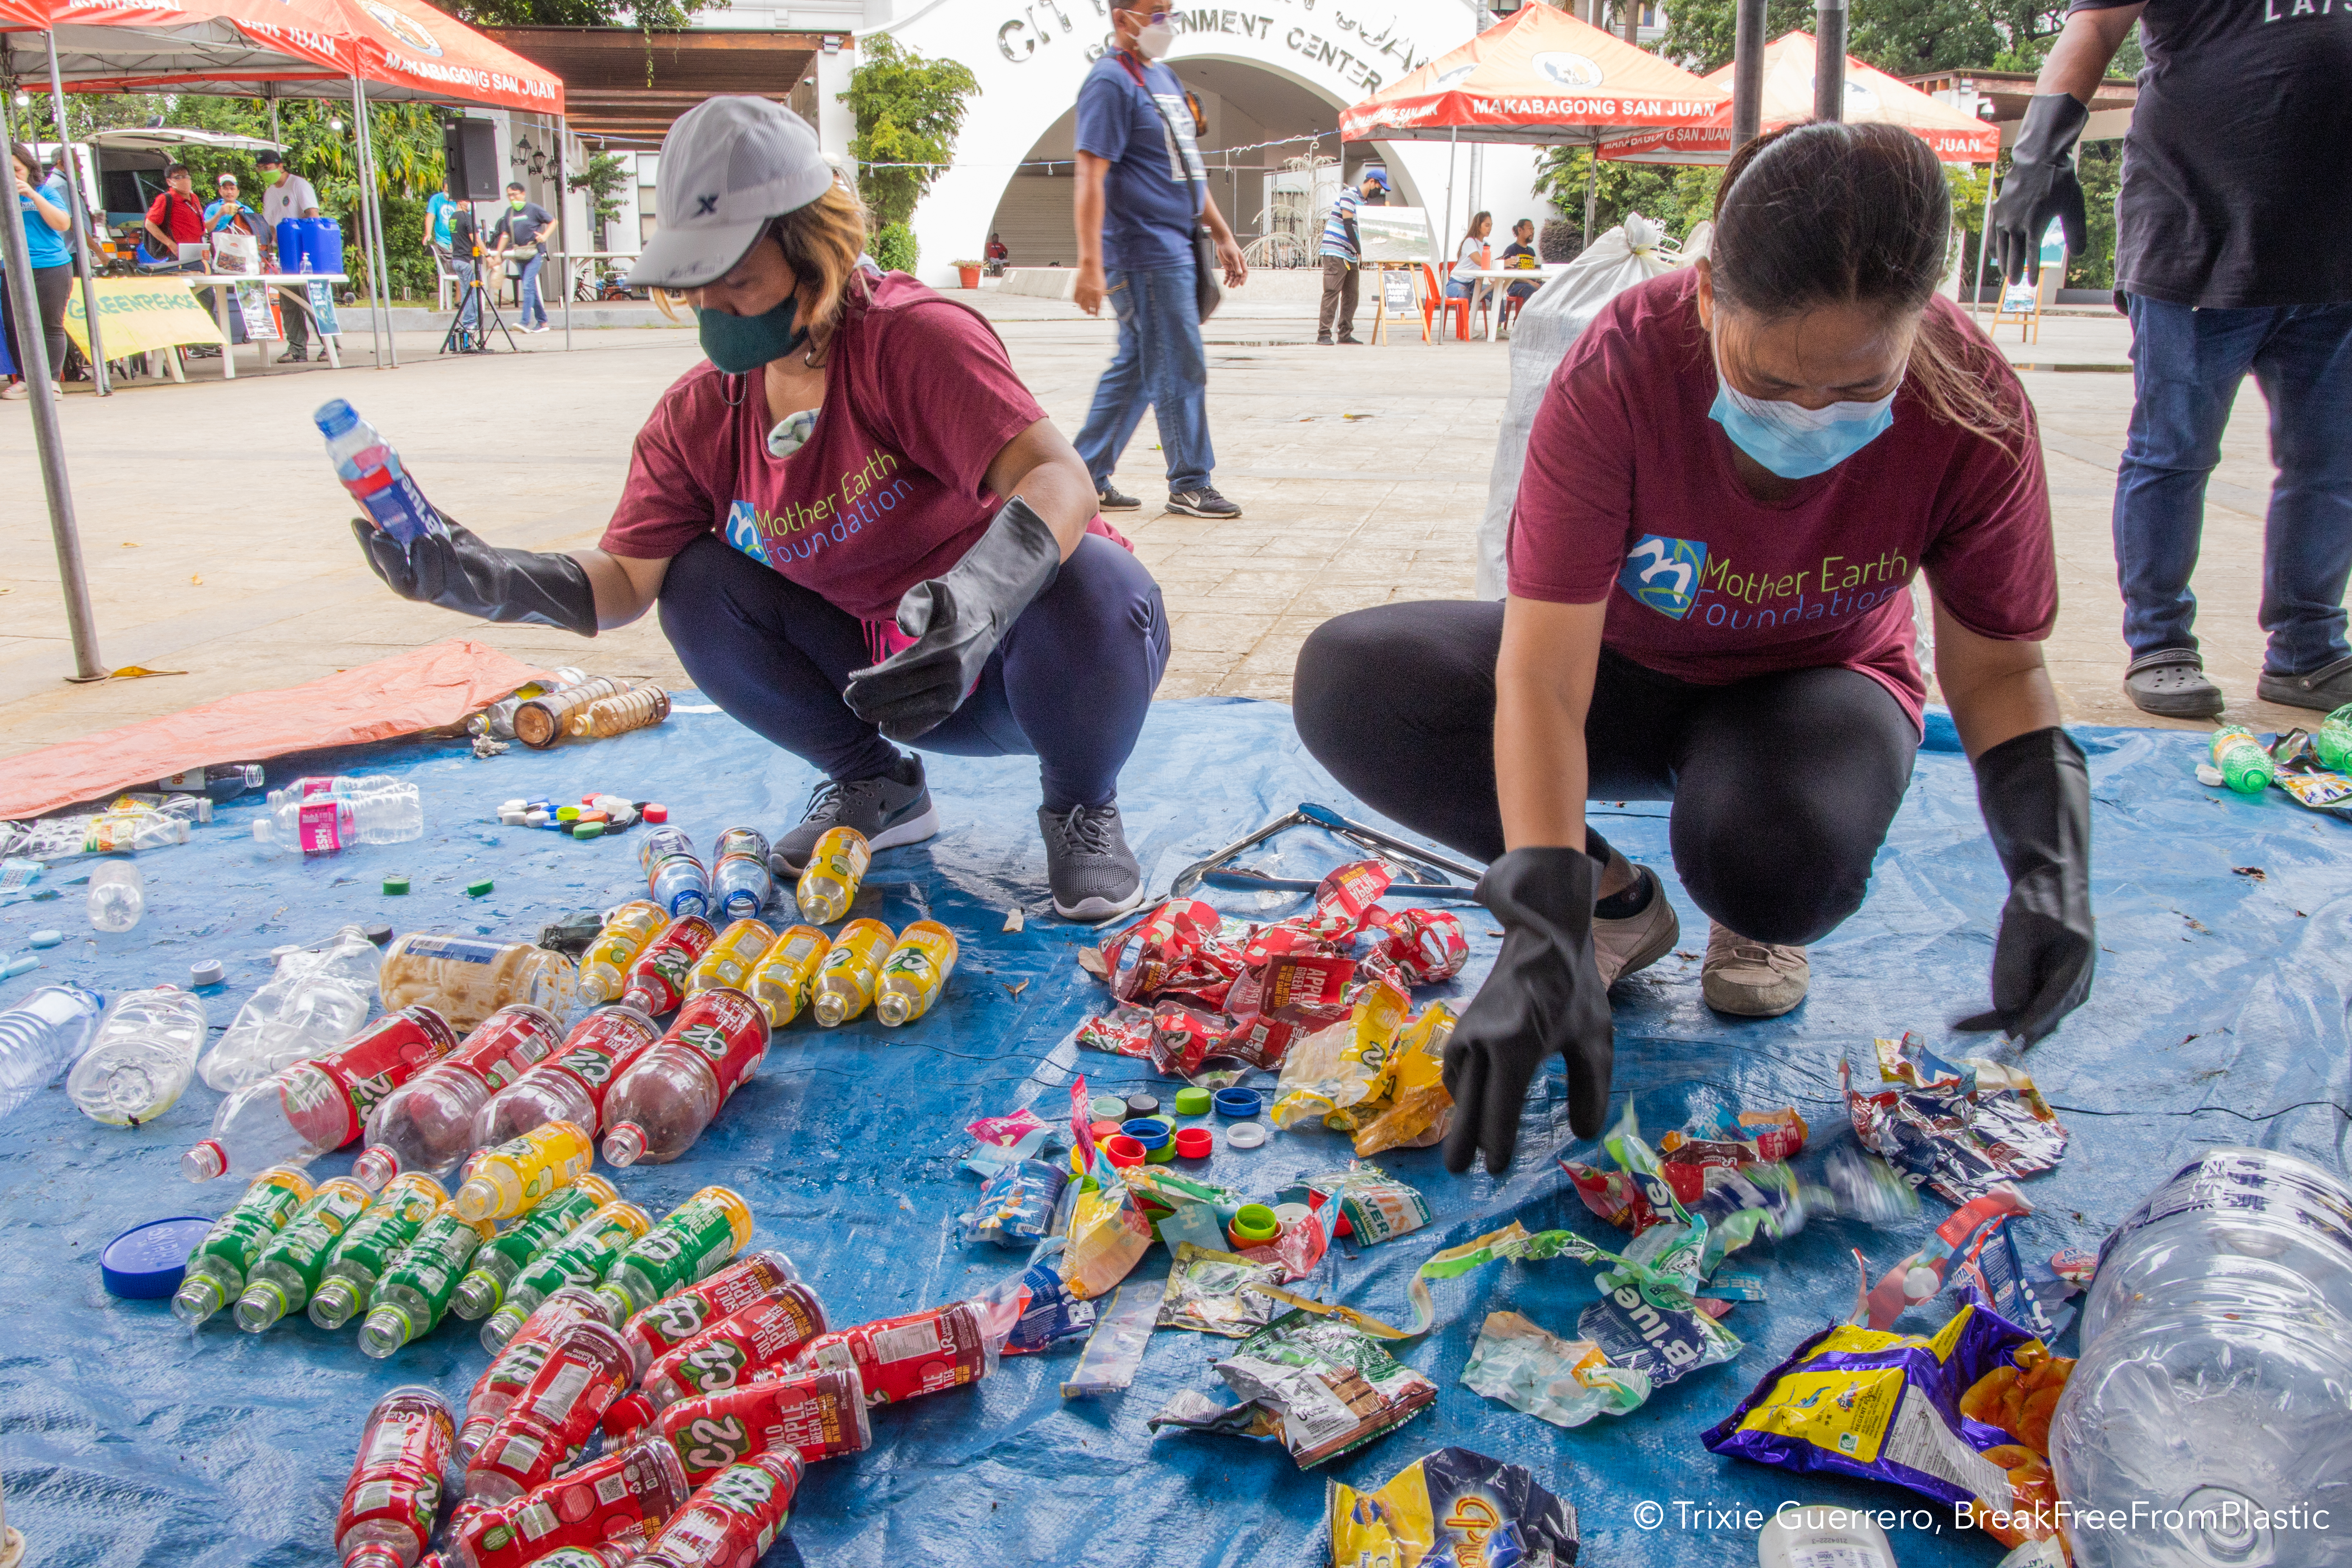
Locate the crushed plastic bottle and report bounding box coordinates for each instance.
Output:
[591,1186,754,1320]
[0,982,106,1121]
[452,1119,593,1223]
[318,399,446,546]
[183,1006,459,1182]
[66,985,205,1125]
[875,920,958,1027]
[308,1172,446,1330]
[378,934,578,1033]
[685,918,777,998]
[86,861,144,932]
[480,1200,654,1352]
[358,1200,497,1357]
[794,826,869,925]
[171,1165,316,1326]
[745,925,830,1029]
[200,924,383,1092]
[334,1384,455,1568]
[350,1005,565,1190]
[598,991,770,1168]
[811,919,894,1028]
[2316,703,2352,773]
[2051,1147,2352,1568]
[640,828,710,919]
[577,901,668,1005]
[451,1173,620,1320]
[710,828,773,921]
[234,1175,375,1331]
[251,782,424,855]
[471,1008,663,1149]
[616,917,717,1017]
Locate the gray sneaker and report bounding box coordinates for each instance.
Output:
[1592,850,1679,986]
[1701,920,1809,1017]
[1037,802,1145,920]
[769,756,940,875]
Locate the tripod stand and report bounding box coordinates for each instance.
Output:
[438,228,516,356]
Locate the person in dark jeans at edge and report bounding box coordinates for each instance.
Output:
[1071,3,1248,520]
[346,97,1169,921]
[1294,125,2094,1175]
[490,181,557,334]
[256,150,323,364]
[1989,0,2352,718]
[4,142,75,401]
[1317,166,1388,346]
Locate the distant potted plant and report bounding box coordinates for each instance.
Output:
[951,258,983,289]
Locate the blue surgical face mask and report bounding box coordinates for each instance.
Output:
[1708,340,1899,479]
[696,294,807,376]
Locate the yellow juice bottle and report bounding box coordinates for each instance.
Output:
[451,1119,592,1222]
[875,920,959,1027]
[795,826,870,924]
[577,901,669,1004]
[685,917,779,997]
[810,919,894,1028]
[746,925,831,1028]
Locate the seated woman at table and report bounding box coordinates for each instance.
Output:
[1443,211,1492,303]
[348,96,1170,921]
[1500,217,1541,321]
[1292,122,2092,1175]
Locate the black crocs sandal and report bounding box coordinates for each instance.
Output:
[2257,654,2352,713]
[2124,648,2224,718]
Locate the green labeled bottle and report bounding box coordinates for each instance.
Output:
[2315,703,2352,773]
[593,1185,755,1322]
[308,1172,446,1330]
[172,1165,316,1327]
[233,1176,374,1333]
[2213,725,2274,795]
[451,1172,619,1321]
[358,1201,496,1358]
[480,1199,652,1353]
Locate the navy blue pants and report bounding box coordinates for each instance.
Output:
[660,532,1170,811]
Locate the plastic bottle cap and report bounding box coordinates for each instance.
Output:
[643,804,669,823]
[382,875,410,896]
[1174,1127,1213,1160]
[1228,1203,1280,1245]
[467,878,495,897]
[502,798,528,812]
[525,811,550,827]
[363,923,394,947]
[498,809,528,826]
[1102,1134,1146,1170]
[189,960,225,987]
[1124,1093,1160,1117]
[1088,1095,1128,1122]
[28,930,64,949]
[1087,1120,1122,1141]
[1173,1087,1213,1117]
[1212,1087,1261,1118]
[1121,1119,1169,1149]
[1272,1202,1313,1228]
[573,823,605,841]
[101,1216,216,1299]
[557,806,581,822]
[1225,1122,1267,1149]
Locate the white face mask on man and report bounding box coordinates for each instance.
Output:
[1127,8,1173,57]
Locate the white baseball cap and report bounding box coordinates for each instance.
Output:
[628,96,835,290]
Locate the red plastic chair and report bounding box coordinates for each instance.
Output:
[1418,262,1472,343]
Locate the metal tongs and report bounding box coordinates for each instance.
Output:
[1167,802,1485,901]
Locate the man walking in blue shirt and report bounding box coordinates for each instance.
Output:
[1317,167,1387,346]
[1071,4,1248,519]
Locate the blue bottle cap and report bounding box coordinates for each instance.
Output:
[1121,1118,1170,1149]
[1213,1087,1262,1117]
[101,1216,216,1299]
[28,930,64,949]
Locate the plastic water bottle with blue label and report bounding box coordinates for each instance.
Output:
[316,400,445,546]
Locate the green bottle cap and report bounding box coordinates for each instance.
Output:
[467,878,495,897]
[556,805,581,822]
[382,875,410,896]
[1174,1087,1212,1117]
[572,822,605,840]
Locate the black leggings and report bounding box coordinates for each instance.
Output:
[1,262,72,380]
[1293,600,1920,946]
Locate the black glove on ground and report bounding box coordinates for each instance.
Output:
[1442,846,1614,1178]
[1989,93,2090,285]
[350,515,598,638]
[1956,726,2094,1045]
[842,496,1061,742]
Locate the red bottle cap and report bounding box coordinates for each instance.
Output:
[1174,1128,1213,1160]
[1103,1134,1145,1169]
[643,803,669,823]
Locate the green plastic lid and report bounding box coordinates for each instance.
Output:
[1174,1087,1212,1117]
[466,878,495,897]
[572,821,605,840]
[382,875,410,896]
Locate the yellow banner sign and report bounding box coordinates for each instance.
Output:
[63,277,226,358]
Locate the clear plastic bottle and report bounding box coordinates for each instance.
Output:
[592,1186,755,1320]
[378,934,579,1033]
[712,855,773,923]
[157,762,266,803]
[745,925,830,1029]
[351,1004,566,1190]
[334,1385,454,1568]
[252,783,424,855]
[639,828,710,919]
[2315,702,2352,773]
[577,901,669,1005]
[86,861,145,932]
[67,985,207,1125]
[452,1119,593,1223]
[686,918,778,998]
[201,924,383,1091]
[309,1172,446,1330]
[0,983,105,1120]
[317,399,445,546]
[470,668,588,741]
[234,1175,375,1331]
[80,809,190,855]
[616,917,718,1017]
[171,1165,316,1326]
[471,1008,663,1148]
[513,676,632,749]
[811,919,894,1028]
[875,920,959,1027]
[571,683,671,740]
[358,1201,497,1357]
[479,1200,654,1352]
[263,773,409,809]
[598,991,771,1167]
[183,1006,460,1183]
[450,1173,619,1320]
[2051,1147,2352,1568]
[795,826,869,925]
[2211,726,2274,796]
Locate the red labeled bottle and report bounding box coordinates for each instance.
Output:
[787,1300,995,1405]
[450,1439,689,1568]
[616,1248,801,1381]
[335,1384,455,1568]
[617,917,718,1017]
[471,1008,662,1149]
[598,989,770,1168]
[185,1007,458,1183]
[464,1316,637,1504]
[639,1284,829,1412]
[352,1005,565,1190]
[657,1370,871,1485]
[633,1450,803,1568]
[457,1285,615,1461]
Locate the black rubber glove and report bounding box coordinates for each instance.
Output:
[1956,727,2094,1045]
[1989,93,2090,285]
[1442,846,1614,1178]
[350,515,598,637]
[842,496,1061,742]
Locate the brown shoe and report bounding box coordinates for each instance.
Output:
[1701,920,1809,1017]
[1591,850,1678,986]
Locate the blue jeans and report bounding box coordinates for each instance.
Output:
[450,256,480,332]
[515,252,547,327]
[658,532,1170,811]
[2114,295,2352,674]
[1074,264,1212,494]
[1444,278,1474,301]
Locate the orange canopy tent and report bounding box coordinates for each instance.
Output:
[1600,31,1999,164]
[1339,2,1726,145]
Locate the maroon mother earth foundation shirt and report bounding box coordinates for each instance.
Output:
[1507,268,2058,729]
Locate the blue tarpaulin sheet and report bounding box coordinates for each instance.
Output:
[2,695,2347,1568]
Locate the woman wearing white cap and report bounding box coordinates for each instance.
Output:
[353,96,1170,919]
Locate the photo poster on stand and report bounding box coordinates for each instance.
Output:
[308,280,339,337]
[1358,206,1432,264]
[234,280,284,341]
[1382,269,1414,315]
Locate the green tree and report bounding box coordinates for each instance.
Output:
[568,150,632,249]
[1661,0,2040,74]
[844,34,980,229]
[1533,149,1724,244]
[442,0,717,28]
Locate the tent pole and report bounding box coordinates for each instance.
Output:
[268,87,281,147]
[359,81,398,367]
[1813,0,1849,121]
[1443,124,1456,280]
[348,77,385,367]
[0,87,104,681]
[1973,156,1997,317]
[557,113,571,351]
[44,31,108,397]
[1582,136,1597,250]
[1731,0,1766,149]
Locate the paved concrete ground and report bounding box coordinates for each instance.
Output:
[0,281,2316,767]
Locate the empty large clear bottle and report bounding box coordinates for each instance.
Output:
[66,985,208,1125]
[264,773,410,809]
[183,1007,458,1182]
[0,983,106,1121]
[201,924,383,1092]
[378,934,578,1033]
[2050,1147,2352,1568]
[252,783,424,855]
[86,861,144,932]
[317,399,445,546]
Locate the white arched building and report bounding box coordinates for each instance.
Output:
[793,0,1553,289]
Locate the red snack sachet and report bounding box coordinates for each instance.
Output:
[1373,907,1470,985]
[1147,1003,1229,1078]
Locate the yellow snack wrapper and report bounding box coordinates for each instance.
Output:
[1329,1445,1580,1568]
[1059,1178,1153,1301]
[1270,978,1410,1130]
[1351,1004,1457,1157]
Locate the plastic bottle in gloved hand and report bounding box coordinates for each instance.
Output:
[1954,727,2094,1047]
[1441,847,1614,1177]
[842,496,1062,742]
